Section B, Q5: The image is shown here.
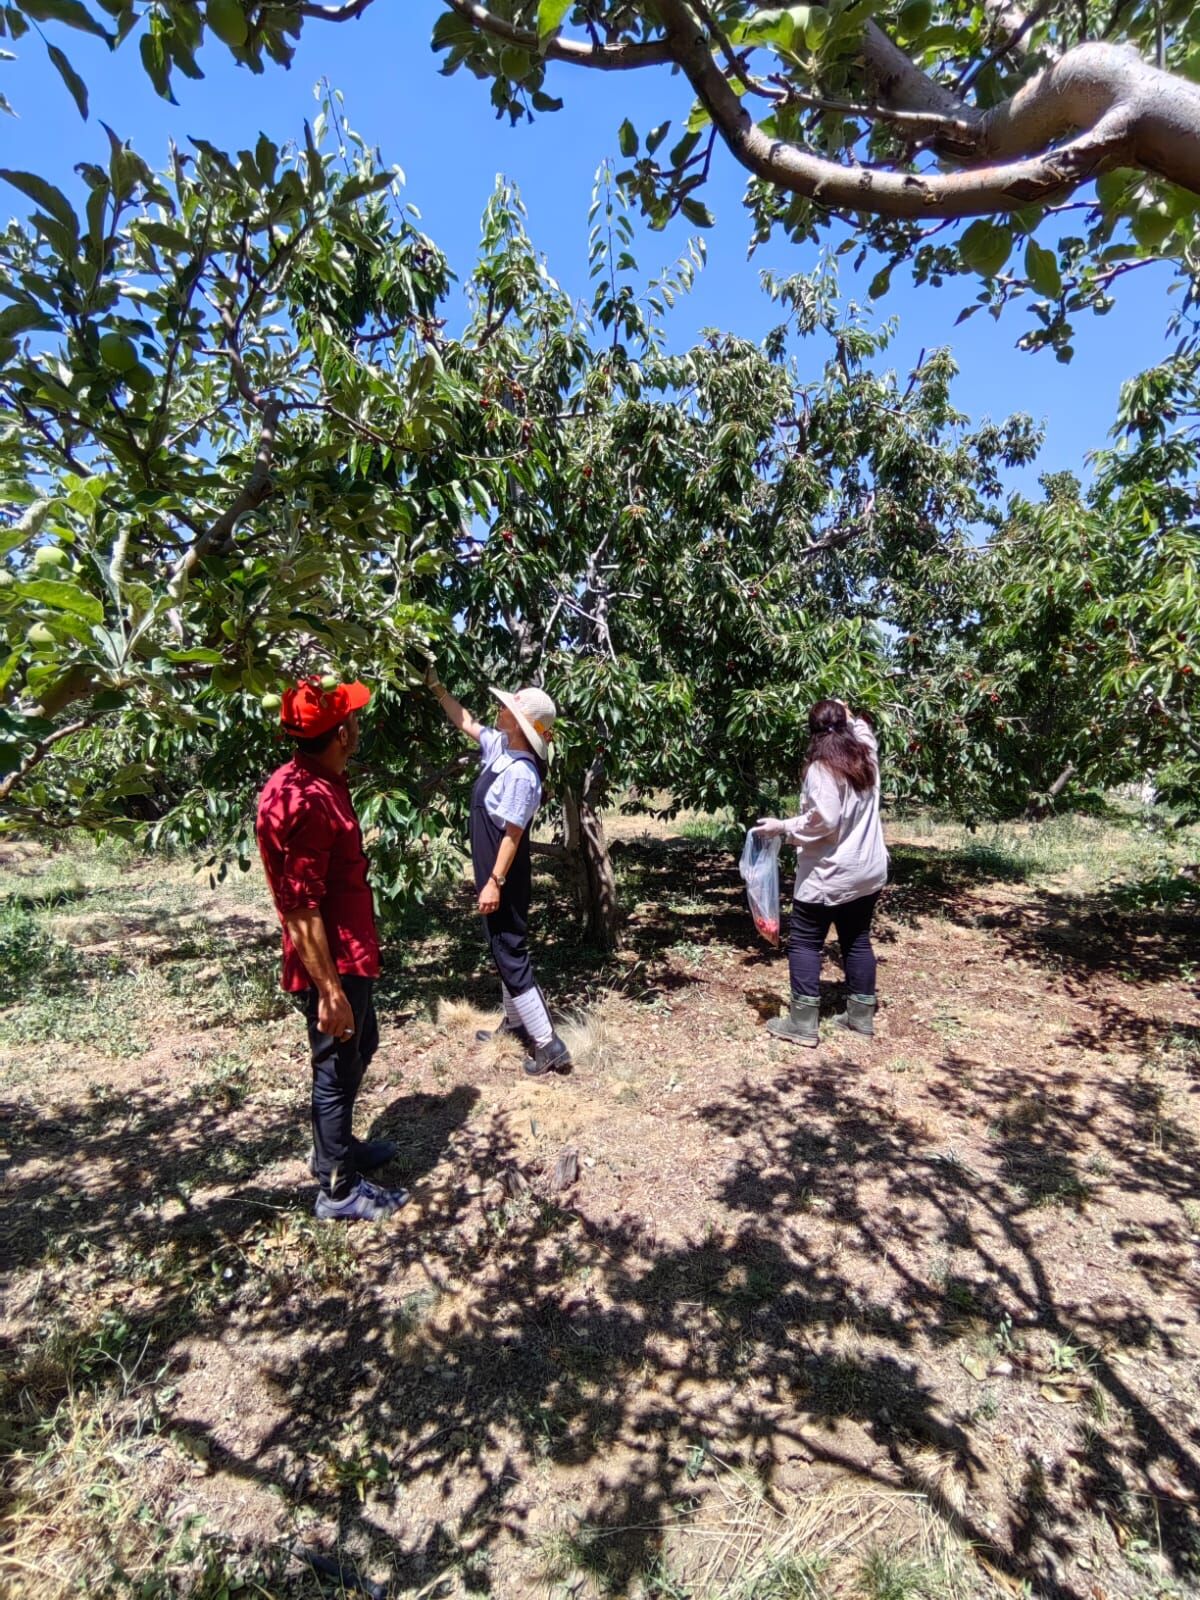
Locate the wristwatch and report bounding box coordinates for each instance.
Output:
[490,871,506,887]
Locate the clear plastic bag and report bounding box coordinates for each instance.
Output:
[739,828,781,947]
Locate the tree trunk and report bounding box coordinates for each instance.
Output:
[563,785,621,949]
[1025,759,1076,820]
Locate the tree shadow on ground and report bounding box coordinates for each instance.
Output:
[6,1033,1200,1599]
[884,840,1198,992]
[6,830,1200,1597]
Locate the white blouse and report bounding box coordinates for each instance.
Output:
[784,718,888,906]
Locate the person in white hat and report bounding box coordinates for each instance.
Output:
[425,665,571,1077]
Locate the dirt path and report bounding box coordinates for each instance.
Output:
[2,824,1198,1599]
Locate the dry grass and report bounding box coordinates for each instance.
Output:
[558,995,625,1076]
[540,1458,1000,1599]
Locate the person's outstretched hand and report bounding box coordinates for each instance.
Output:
[754,817,786,839]
[421,655,442,692]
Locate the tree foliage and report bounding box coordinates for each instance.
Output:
[4,1,1200,357]
[0,64,1194,930]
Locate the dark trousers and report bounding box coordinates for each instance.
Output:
[787,892,880,999]
[303,975,379,1197]
[483,896,536,998]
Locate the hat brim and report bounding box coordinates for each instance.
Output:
[490,687,549,763]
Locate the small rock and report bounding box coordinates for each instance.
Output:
[990,1359,1014,1378]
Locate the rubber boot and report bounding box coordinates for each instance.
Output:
[523,1032,571,1078]
[833,994,876,1037]
[766,994,820,1048]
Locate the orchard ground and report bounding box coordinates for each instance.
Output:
[1,805,1198,1600]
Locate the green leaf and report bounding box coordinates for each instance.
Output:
[16,578,104,622]
[337,170,397,204]
[1024,239,1062,298]
[20,0,111,42]
[680,197,714,228]
[959,219,1012,277]
[45,40,88,117]
[646,120,671,155]
[0,168,78,236]
[0,647,22,696]
[537,0,571,39]
[163,646,224,664]
[139,29,177,102]
[618,118,638,158]
[0,302,55,338]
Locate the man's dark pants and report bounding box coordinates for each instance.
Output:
[303,975,378,1198]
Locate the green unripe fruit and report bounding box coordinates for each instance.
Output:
[0,570,14,588]
[898,0,932,32]
[125,363,155,394]
[33,545,69,570]
[27,623,54,646]
[98,332,138,372]
[261,692,282,712]
[206,0,249,47]
[319,673,339,690]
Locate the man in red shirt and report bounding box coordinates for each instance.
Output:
[256,676,408,1221]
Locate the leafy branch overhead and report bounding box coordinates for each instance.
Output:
[6,2,1200,354]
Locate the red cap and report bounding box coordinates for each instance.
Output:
[280,677,371,739]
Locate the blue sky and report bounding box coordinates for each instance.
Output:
[0,1,1175,490]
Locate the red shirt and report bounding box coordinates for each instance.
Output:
[256,756,380,993]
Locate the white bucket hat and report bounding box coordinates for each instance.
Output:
[490,685,557,763]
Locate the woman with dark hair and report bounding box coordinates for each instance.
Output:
[753,699,888,1048]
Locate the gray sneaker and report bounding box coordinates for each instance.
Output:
[314,1178,410,1222]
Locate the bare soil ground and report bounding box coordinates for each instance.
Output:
[1,812,1198,1600]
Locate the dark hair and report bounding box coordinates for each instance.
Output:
[292,722,345,757]
[803,699,877,795]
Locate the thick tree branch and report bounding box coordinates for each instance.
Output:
[655,3,1200,215]
[167,399,281,602]
[0,718,92,803]
[452,0,1200,214]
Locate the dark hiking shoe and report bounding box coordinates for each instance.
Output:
[522,1033,572,1078]
[475,1017,533,1048]
[314,1177,410,1222]
[833,994,877,1037]
[308,1136,399,1180]
[766,995,820,1048]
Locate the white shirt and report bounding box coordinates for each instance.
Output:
[478,727,542,829]
[785,718,888,906]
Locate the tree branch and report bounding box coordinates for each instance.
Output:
[0,718,92,803]
[655,4,1200,215]
[442,0,674,68]
[167,399,282,603]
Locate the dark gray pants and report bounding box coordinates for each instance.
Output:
[303,976,378,1198]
